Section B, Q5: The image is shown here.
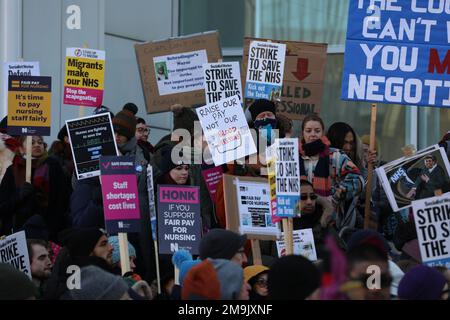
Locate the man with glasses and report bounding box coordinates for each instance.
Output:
[135,117,154,154]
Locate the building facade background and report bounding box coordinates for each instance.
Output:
[1,0,447,162]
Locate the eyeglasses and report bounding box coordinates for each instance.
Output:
[300,193,318,201]
[255,278,268,287]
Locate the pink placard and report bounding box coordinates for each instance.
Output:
[159,186,199,204]
[101,174,140,220]
[201,166,223,202]
[64,86,103,107]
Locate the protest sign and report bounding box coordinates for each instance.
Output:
[242,38,327,120]
[153,49,207,96]
[244,40,286,100]
[146,164,158,241]
[203,61,243,104]
[135,31,222,113]
[222,174,279,241]
[201,163,223,202]
[63,47,105,107]
[376,144,450,211]
[412,195,450,268]
[236,179,279,236]
[100,156,141,234]
[342,0,450,107]
[66,113,118,180]
[276,229,317,261]
[274,138,301,218]
[196,95,257,166]
[0,231,31,278]
[266,143,278,223]
[7,76,51,136]
[3,61,40,111]
[157,185,202,255]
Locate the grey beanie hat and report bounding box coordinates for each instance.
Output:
[210,258,244,300]
[69,266,129,300]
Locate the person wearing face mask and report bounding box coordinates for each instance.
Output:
[300,114,363,229]
[0,135,71,241]
[248,99,278,146]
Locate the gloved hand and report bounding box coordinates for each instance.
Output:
[19,182,35,200]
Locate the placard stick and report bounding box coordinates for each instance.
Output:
[118,232,131,275]
[282,219,293,255]
[251,239,262,265]
[25,136,32,183]
[154,241,161,294]
[364,103,377,229]
[287,217,294,254]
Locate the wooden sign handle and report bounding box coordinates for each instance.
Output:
[118,232,131,275]
[251,239,262,265]
[25,136,32,183]
[364,103,377,229]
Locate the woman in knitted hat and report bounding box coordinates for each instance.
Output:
[244,265,269,300]
[111,102,157,285]
[154,141,191,186]
[0,135,71,241]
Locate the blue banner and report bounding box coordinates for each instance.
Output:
[342,0,450,107]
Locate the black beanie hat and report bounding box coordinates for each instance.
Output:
[0,263,37,300]
[248,99,276,122]
[171,104,198,135]
[155,142,189,176]
[57,125,68,141]
[268,255,320,300]
[199,229,247,260]
[113,103,138,139]
[60,228,105,258]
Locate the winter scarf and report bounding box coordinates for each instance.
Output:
[300,136,332,196]
[118,137,137,155]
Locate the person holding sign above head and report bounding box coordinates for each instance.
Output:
[300,114,363,231]
[0,135,71,242]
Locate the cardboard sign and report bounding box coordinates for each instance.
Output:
[7,76,51,136]
[66,113,119,180]
[203,61,243,104]
[276,229,317,261]
[135,31,222,113]
[236,179,279,236]
[0,231,31,278]
[201,164,223,202]
[412,195,450,268]
[196,95,257,166]
[100,156,141,234]
[244,40,286,100]
[342,0,450,107]
[376,145,450,211]
[153,49,207,96]
[157,185,202,255]
[242,38,327,120]
[63,48,105,107]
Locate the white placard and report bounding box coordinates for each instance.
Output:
[0,231,31,278]
[276,229,317,261]
[203,61,243,104]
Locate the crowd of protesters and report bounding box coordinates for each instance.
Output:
[0,98,449,301]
